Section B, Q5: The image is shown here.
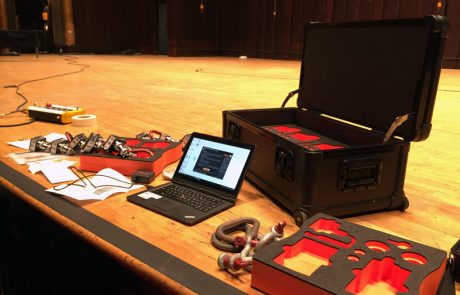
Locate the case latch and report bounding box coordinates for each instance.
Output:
[228,122,240,141]
[383,113,413,143]
[274,146,294,182]
[339,157,382,192]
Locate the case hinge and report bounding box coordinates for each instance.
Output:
[383,113,413,143]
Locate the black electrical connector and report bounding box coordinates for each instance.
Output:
[131,170,155,184]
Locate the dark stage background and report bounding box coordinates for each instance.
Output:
[1,1,459,67]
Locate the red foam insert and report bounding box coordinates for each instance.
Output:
[126,139,141,146]
[273,126,301,133]
[388,240,412,250]
[313,143,344,150]
[305,232,356,249]
[309,218,348,237]
[135,150,156,158]
[273,238,338,266]
[142,142,170,149]
[401,252,427,265]
[307,218,356,248]
[345,257,410,294]
[365,241,390,252]
[288,133,320,141]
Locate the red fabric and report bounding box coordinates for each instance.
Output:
[126,139,141,146]
[314,144,344,150]
[289,133,320,141]
[135,150,156,158]
[142,142,170,149]
[345,257,410,294]
[273,126,301,133]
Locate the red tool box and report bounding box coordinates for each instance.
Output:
[80,138,182,176]
[223,16,448,226]
[251,213,447,294]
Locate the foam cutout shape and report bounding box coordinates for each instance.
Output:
[251,213,447,295]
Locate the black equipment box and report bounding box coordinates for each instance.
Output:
[223,16,448,226]
[452,239,460,282]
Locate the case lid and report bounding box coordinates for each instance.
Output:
[298,16,448,142]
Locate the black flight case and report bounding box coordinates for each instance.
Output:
[223,16,449,226]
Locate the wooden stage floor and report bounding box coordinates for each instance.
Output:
[1,54,459,293]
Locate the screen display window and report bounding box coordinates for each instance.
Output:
[177,137,251,190]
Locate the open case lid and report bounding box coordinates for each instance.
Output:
[298,15,449,142]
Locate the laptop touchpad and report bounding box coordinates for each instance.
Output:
[151,197,180,211]
[139,191,180,211]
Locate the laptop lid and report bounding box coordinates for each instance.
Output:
[172,132,255,202]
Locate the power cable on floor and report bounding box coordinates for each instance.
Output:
[0,55,90,127]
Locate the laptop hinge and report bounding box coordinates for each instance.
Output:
[383,113,413,143]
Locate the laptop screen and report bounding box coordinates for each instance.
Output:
[175,133,254,194]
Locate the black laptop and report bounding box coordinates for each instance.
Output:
[127,132,255,225]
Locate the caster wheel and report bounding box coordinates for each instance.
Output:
[400,197,409,211]
[294,210,308,227]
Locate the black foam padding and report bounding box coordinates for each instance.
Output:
[253,213,447,294]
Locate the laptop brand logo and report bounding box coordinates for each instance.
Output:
[184,215,196,219]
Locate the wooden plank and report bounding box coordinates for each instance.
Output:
[373,0,384,19]
[72,0,158,53]
[358,0,374,20]
[382,0,400,19]
[345,0,360,20]
[415,0,435,16]
[0,55,458,293]
[444,0,460,68]
[332,0,348,22]
[397,0,417,18]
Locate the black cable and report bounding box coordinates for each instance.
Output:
[0,119,36,127]
[52,166,134,192]
[438,89,460,93]
[195,68,298,80]
[0,55,90,127]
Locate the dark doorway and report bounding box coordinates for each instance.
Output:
[14,0,44,30]
[158,0,168,55]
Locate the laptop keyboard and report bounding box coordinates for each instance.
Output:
[155,184,226,212]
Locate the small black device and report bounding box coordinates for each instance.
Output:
[127,132,255,226]
[131,170,155,184]
[27,104,84,124]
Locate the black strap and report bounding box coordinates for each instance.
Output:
[437,258,455,295]
[280,88,300,108]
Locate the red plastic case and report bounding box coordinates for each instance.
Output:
[79,138,182,176]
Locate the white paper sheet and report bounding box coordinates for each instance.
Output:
[28,160,78,184]
[7,133,66,150]
[9,152,68,165]
[46,168,143,201]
